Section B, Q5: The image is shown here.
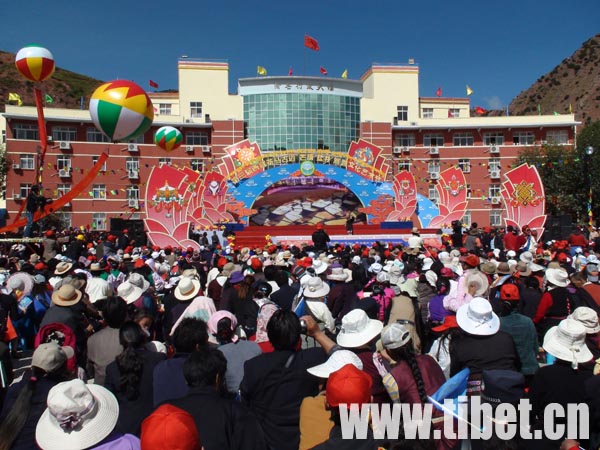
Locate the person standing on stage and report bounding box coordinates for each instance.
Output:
[24,185,44,238]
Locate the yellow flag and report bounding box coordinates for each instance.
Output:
[466,85,473,96]
[341,69,348,79]
[8,92,23,106]
[257,66,267,76]
[569,103,573,114]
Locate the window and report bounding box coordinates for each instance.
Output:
[92,213,107,231]
[453,133,474,146]
[397,106,408,121]
[54,212,72,229]
[126,157,139,172]
[191,159,204,172]
[422,108,433,119]
[466,184,472,198]
[483,132,505,145]
[92,156,107,172]
[398,160,411,172]
[52,126,77,142]
[490,210,503,227]
[448,108,460,118]
[13,124,38,140]
[126,186,140,200]
[129,134,145,144]
[57,155,71,170]
[395,134,416,147]
[1,129,5,144]
[462,211,471,227]
[159,104,172,115]
[546,130,568,144]
[458,159,471,173]
[19,184,33,198]
[57,184,71,198]
[424,134,444,147]
[489,184,501,199]
[158,158,172,167]
[92,184,106,199]
[428,161,440,174]
[86,127,110,143]
[488,158,501,172]
[186,131,209,146]
[428,185,440,204]
[190,102,203,118]
[19,154,35,170]
[513,131,535,145]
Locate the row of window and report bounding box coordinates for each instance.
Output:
[397,106,461,121]
[395,130,569,147]
[154,102,203,117]
[12,124,209,145]
[396,158,500,173]
[16,155,205,173]
[426,183,503,201]
[17,183,140,200]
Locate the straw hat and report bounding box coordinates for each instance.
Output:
[337,309,383,348]
[456,297,500,336]
[175,277,201,301]
[543,319,593,369]
[54,261,73,276]
[35,379,119,450]
[51,284,82,307]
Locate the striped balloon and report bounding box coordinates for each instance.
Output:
[15,45,55,82]
[154,126,183,152]
[89,80,154,142]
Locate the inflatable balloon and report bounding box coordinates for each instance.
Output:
[89,80,154,142]
[154,126,183,152]
[15,45,55,82]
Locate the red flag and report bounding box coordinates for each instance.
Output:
[475,106,488,115]
[320,67,328,75]
[149,80,159,89]
[289,67,293,76]
[304,35,320,51]
[436,87,442,97]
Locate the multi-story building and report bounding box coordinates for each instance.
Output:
[2,58,578,231]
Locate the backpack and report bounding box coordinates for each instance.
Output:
[34,322,77,372]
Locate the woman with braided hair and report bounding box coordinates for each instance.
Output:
[380,323,456,450]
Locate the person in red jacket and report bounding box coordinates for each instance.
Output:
[567,226,588,248]
[503,225,525,252]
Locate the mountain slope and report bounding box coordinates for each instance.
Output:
[509,34,600,125]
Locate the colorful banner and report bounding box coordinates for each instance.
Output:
[428,167,469,228]
[386,171,417,222]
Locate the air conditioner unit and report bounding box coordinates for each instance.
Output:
[58,168,70,178]
[185,145,195,153]
[13,194,21,200]
[392,147,402,155]
[128,199,139,208]
[202,145,211,153]
[47,136,53,142]
[185,119,193,123]
[127,143,139,153]
[489,169,501,179]
[491,197,501,205]
[58,141,71,150]
[403,146,411,154]
[489,145,500,154]
[12,164,20,170]
[128,170,139,179]
[430,172,440,180]
[429,147,439,155]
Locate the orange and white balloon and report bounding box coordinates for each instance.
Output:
[15,45,55,82]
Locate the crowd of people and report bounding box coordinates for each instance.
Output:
[0,222,598,449]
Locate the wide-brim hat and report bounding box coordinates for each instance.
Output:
[127,272,150,292]
[54,261,73,275]
[327,266,349,282]
[51,284,83,307]
[304,277,330,298]
[89,263,104,272]
[175,277,201,301]
[464,271,489,297]
[7,272,34,296]
[116,281,143,305]
[311,259,328,275]
[480,261,497,275]
[495,262,513,275]
[546,268,569,287]
[35,380,119,450]
[568,307,600,334]
[337,309,383,348]
[543,320,593,366]
[529,262,545,273]
[307,349,363,378]
[456,297,500,336]
[516,261,532,277]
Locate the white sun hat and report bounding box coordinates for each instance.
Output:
[307,349,364,378]
[337,309,383,348]
[543,319,593,369]
[456,297,500,336]
[35,379,119,450]
[303,276,330,298]
[545,268,569,287]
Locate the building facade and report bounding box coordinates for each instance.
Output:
[2,59,579,230]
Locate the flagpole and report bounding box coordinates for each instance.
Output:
[303,34,307,76]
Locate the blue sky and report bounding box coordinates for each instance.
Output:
[4,0,599,110]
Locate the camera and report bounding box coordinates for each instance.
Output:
[300,319,307,335]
